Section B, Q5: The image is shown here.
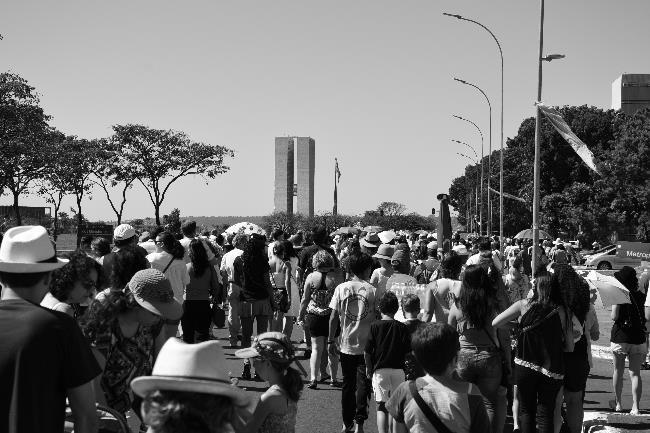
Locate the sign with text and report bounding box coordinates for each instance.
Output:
[617,241,650,261]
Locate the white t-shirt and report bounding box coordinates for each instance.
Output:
[220,248,244,283]
[147,251,190,302]
[329,280,379,355]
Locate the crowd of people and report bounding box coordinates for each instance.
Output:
[0,221,648,433]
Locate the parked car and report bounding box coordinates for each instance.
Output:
[583,245,642,270]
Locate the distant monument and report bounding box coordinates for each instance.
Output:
[612,74,650,115]
[274,137,315,217]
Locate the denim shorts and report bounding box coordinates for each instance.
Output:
[611,342,648,356]
[456,348,502,384]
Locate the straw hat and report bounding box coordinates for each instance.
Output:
[360,232,380,249]
[114,224,136,241]
[131,338,250,405]
[0,226,68,273]
[373,244,395,261]
[235,332,307,376]
[128,269,183,321]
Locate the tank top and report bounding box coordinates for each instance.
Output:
[515,304,564,380]
[259,385,297,433]
[307,271,334,316]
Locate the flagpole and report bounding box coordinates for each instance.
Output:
[333,158,338,216]
[532,0,544,274]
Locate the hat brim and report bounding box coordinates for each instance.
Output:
[0,258,68,273]
[134,293,183,321]
[373,253,392,261]
[130,376,250,405]
[360,240,379,249]
[234,347,260,359]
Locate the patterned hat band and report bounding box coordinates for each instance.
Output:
[252,336,296,363]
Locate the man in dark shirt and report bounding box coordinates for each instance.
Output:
[299,225,339,279]
[0,226,101,433]
[101,223,149,279]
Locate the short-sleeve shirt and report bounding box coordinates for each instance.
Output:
[364,319,411,371]
[329,280,379,355]
[0,299,101,433]
[386,376,489,433]
[147,251,190,302]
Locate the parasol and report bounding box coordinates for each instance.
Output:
[583,270,630,307]
[224,222,265,236]
[514,228,552,240]
[363,225,383,233]
[332,227,360,236]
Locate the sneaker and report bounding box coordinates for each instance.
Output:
[320,374,331,383]
[354,421,364,433]
[330,379,342,387]
[341,424,354,433]
[307,380,318,389]
[241,364,252,380]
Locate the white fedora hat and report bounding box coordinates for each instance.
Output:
[0,226,68,273]
[131,338,250,406]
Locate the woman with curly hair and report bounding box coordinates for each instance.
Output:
[493,270,572,433]
[41,251,103,318]
[551,264,591,433]
[81,269,181,421]
[448,264,506,433]
[233,233,274,380]
[423,251,463,324]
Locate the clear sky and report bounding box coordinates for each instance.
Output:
[2,0,649,221]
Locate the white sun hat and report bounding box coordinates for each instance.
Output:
[131,338,250,405]
[0,226,68,273]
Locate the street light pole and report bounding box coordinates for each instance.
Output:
[453,114,485,236]
[456,152,481,235]
[454,78,492,237]
[532,0,545,274]
[444,13,504,249]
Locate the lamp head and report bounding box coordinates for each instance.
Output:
[442,12,463,19]
[453,77,467,84]
[542,54,565,61]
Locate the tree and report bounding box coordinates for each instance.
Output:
[376,201,407,217]
[55,136,101,247]
[92,138,137,225]
[262,211,304,235]
[0,72,57,225]
[162,208,182,236]
[113,124,235,225]
[37,134,70,241]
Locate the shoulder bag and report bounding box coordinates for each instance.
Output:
[408,380,455,433]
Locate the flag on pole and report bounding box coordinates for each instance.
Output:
[335,158,341,183]
[488,186,527,204]
[537,103,601,175]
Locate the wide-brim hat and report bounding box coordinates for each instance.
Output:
[235,331,307,376]
[373,244,395,261]
[0,226,68,273]
[131,338,250,405]
[128,269,183,321]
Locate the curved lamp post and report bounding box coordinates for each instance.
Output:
[453,114,485,235]
[454,77,492,236]
[445,12,505,250]
[456,151,481,235]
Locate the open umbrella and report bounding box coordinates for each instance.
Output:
[224,222,265,236]
[583,270,630,307]
[363,225,383,233]
[332,227,360,236]
[514,228,552,240]
[415,230,429,235]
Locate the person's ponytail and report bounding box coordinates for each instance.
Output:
[277,365,303,402]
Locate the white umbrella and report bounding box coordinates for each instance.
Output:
[584,270,630,307]
[224,222,265,236]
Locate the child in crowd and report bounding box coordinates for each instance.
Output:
[235,331,304,433]
[386,323,490,433]
[364,292,412,433]
[401,294,425,380]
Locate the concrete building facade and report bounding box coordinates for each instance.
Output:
[296,137,315,217]
[273,137,315,217]
[612,74,650,115]
[273,137,294,215]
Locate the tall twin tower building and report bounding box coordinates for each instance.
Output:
[274,137,315,217]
